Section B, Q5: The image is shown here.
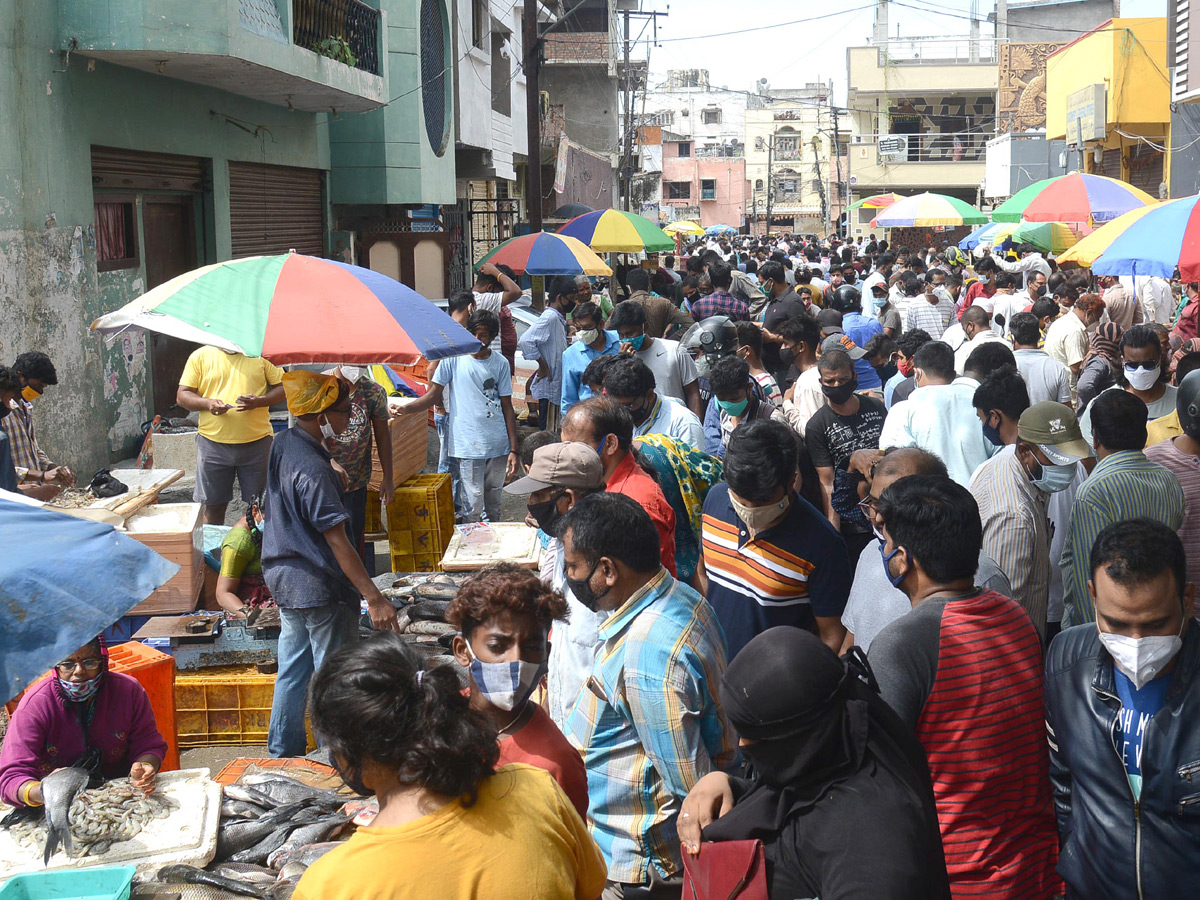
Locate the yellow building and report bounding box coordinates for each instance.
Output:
[1045,17,1169,193]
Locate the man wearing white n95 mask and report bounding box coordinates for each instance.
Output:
[1044,518,1200,900]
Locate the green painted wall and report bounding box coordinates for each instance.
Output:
[329,0,456,205]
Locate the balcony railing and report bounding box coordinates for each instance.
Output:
[293,0,381,75]
[869,131,990,163]
[879,37,996,66]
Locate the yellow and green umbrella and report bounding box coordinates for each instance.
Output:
[873,192,988,228]
[558,209,675,253]
[663,220,705,236]
[475,231,612,276]
[987,221,1087,255]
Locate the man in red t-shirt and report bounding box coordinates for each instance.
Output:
[870,474,1060,900]
[446,562,589,818]
[560,396,677,576]
[959,255,997,321]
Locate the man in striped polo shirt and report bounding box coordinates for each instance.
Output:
[869,475,1060,900]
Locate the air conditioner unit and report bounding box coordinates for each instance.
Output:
[852,135,865,144]
[681,109,689,116]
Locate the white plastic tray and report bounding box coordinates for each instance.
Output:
[0,768,221,885]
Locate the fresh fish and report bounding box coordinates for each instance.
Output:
[157,864,267,899]
[222,785,280,809]
[412,582,457,601]
[266,816,347,868]
[41,766,89,864]
[210,863,277,885]
[239,775,343,806]
[133,886,248,900]
[228,824,294,866]
[221,801,262,820]
[277,862,308,882]
[269,841,342,870]
[267,880,299,900]
[216,818,279,862]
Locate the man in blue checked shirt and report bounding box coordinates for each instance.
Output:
[559,492,737,898]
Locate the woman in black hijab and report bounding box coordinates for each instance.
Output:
[679,627,950,900]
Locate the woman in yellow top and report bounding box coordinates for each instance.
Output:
[294,633,606,900]
[213,496,274,618]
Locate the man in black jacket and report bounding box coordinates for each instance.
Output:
[1045,517,1200,900]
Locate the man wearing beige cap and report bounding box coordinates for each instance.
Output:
[506,441,608,728]
[970,401,1093,639]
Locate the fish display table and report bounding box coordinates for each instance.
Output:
[0,769,222,885]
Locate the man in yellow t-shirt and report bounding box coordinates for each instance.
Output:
[177,346,285,525]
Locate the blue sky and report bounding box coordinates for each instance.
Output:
[643,0,1167,101]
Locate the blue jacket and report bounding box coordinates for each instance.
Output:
[1044,621,1200,900]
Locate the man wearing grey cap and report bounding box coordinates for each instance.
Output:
[506,441,608,729]
[970,401,1093,639]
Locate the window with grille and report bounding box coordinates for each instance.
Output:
[702,108,721,125]
[94,200,138,271]
[701,179,716,200]
[472,0,488,48]
[667,181,691,200]
[754,178,764,191]
[420,0,450,156]
[677,142,691,157]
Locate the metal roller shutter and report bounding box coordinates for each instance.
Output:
[1128,143,1165,196]
[91,146,206,192]
[228,162,325,258]
[1097,148,1123,179]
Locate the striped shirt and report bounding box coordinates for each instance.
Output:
[969,447,1052,638]
[1061,450,1186,626]
[1144,438,1200,589]
[869,590,1060,899]
[701,483,852,659]
[0,399,50,480]
[565,568,737,884]
[905,294,954,339]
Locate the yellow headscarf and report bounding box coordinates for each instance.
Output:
[282,370,340,416]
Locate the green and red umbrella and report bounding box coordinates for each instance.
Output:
[90,253,480,365]
[990,173,1156,224]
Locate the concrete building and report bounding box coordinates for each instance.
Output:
[659,137,747,230]
[1,0,456,476]
[538,0,620,217]
[1045,17,1170,195]
[844,2,998,236]
[745,84,848,236]
[642,70,749,158]
[1169,0,1200,195]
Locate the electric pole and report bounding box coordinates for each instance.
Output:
[765,132,774,235]
[523,0,542,233]
[621,9,631,211]
[831,103,845,238]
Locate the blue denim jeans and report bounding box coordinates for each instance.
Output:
[267,603,359,758]
[434,411,465,515]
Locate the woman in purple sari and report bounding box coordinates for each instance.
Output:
[0,637,167,807]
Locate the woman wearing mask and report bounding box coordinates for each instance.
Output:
[446,563,588,818]
[1075,322,1124,413]
[212,495,274,618]
[1080,324,1179,449]
[0,637,167,806]
[295,633,605,900]
[678,628,950,900]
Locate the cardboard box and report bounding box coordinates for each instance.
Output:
[124,503,203,615]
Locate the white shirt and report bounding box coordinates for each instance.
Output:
[992,292,1034,337]
[992,252,1052,287]
[940,322,967,353]
[635,337,697,404]
[471,290,505,352]
[541,537,606,730]
[954,329,1009,375]
[1138,276,1175,325]
[878,378,995,486]
[637,394,705,450]
[780,366,826,438]
[1013,348,1072,405]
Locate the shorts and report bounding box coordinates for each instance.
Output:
[194,434,272,506]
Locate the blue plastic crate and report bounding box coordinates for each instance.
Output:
[0,866,135,900]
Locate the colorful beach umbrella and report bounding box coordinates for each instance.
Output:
[959,222,1004,250]
[1090,194,1200,280]
[91,253,480,365]
[663,220,705,236]
[1056,203,1162,268]
[705,224,738,236]
[557,209,674,252]
[990,221,1087,254]
[991,174,1155,224]
[847,192,905,212]
[476,231,612,277]
[873,192,988,228]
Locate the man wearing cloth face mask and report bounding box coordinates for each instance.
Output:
[505,441,608,730]
[869,475,1061,900]
[2,351,76,499]
[1045,519,1200,900]
[1061,391,1185,627]
[971,399,1091,641]
[0,365,27,494]
[264,370,400,758]
[446,562,588,818]
[520,275,575,430]
[559,492,737,898]
[560,300,620,418]
[1079,324,1179,451]
[609,300,702,416]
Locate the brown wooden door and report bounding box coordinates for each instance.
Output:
[144,196,200,416]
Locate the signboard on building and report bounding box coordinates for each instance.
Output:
[1066,84,1107,146]
[553,136,571,194]
[878,135,908,162]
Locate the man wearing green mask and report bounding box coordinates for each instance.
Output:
[560,299,620,419]
[708,356,781,457]
[805,343,887,563]
[2,351,75,495]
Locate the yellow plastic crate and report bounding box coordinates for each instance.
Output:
[365,489,383,533]
[386,474,454,565]
[175,667,314,749]
[390,551,443,574]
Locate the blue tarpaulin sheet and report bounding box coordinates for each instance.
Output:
[0,497,179,704]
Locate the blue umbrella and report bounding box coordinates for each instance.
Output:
[704,224,738,236]
[0,498,179,703]
[1092,194,1200,279]
[959,222,1003,250]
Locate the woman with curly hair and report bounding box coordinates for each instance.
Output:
[446,562,587,818]
[295,631,606,900]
